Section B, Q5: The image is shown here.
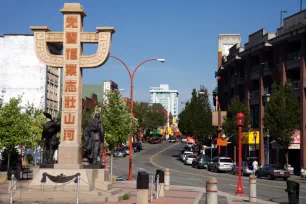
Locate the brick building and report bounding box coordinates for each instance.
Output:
[216,9,306,171]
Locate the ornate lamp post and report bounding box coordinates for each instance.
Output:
[253,131,258,158]
[236,112,245,196]
[109,56,165,181]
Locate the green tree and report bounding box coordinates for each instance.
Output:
[263,82,300,167]
[223,96,250,145]
[0,97,32,169]
[178,87,213,140]
[98,90,138,150]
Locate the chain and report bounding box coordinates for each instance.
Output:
[20,179,76,191]
[79,178,109,193]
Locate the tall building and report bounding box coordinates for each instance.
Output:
[216,9,306,170]
[83,80,118,103]
[0,34,62,117]
[150,84,179,118]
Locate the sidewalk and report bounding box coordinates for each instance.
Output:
[109,181,277,204]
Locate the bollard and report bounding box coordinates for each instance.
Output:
[9,174,16,204]
[76,174,80,204]
[249,175,256,202]
[206,177,217,204]
[155,169,165,197]
[150,175,154,202]
[156,175,159,199]
[164,168,170,190]
[136,171,149,204]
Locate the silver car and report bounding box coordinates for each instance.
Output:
[231,161,253,176]
[180,151,193,162]
[208,157,233,172]
[184,154,196,165]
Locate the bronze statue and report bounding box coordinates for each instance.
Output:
[41,112,60,164]
[82,113,105,166]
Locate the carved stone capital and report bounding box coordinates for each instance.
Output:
[34,32,64,67]
[46,32,64,42]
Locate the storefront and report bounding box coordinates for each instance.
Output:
[242,131,260,160]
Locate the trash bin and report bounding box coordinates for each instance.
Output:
[137,171,149,189]
[285,180,299,204]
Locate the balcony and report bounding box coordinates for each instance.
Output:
[286,51,300,70]
[291,80,300,98]
[250,64,260,80]
[263,61,273,76]
[250,89,259,105]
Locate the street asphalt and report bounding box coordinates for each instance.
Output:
[112,142,306,203]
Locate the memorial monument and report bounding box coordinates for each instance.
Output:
[13,3,126,202]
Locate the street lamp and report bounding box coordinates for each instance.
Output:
[262,93,271,164]
[199,91,222,156]
[110,56,166,181]
[253,131,258,158]
[280,10,288,27]
[236,112,245,196]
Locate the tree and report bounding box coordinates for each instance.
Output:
[263,82,300,167]
[98,90,138,150]
[223,96,250,145]
[178,87,213,140]
[0,97,32,169]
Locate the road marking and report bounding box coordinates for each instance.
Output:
[149,144,306,193]
[189,178,202,181]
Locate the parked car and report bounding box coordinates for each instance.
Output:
[181,146,194,154]
[231,161,253,176]
[256,164,290,181]
[181,136,187,143]
[192,155,210,169]
[113,148,126,157]
[150,137,161,144]
[122,146,130,155]
[208,157,233,173]
[186,142,195,148]
[180,151,193,162]
[132,142,141,152]
[184,154,197,165]
[168,137,176,143]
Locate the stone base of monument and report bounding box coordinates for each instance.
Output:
[0,168,128,203]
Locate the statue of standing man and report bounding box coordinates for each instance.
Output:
[82,113,105,167]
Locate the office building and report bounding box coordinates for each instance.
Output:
[150,84,179,118]
[83,80,118,103]
[0,34,62,117]
[216,9,306,170]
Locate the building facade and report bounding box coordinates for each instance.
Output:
[0,34,62,117]
[150,84,179,118]
[216,9,306,170]
[83,80,118,103]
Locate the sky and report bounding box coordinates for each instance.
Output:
[0,0,302,111]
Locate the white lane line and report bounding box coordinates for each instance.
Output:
[189,178,201,181]
[229,184,248,188]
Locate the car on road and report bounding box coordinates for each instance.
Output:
[184,154,197,165]
[231,161,253,176]
[113,147,127,157]
[186,142,195,148]
[181,136,187,143]
[168,137,176,143]
[180,151,193,162]
[132,142,141,152]
[192,155,210,169]
[256,164,290,181]
[150,137,161,144]
[181,146,194,154]
[122,146,130,155]
[208,157,233,173]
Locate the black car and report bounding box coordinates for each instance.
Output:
[132,142,141,152]
[168,137,176,143]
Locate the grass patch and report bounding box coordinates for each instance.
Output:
[123,193,130,200]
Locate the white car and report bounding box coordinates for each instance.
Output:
[184,154,196,165]
[186,142,194,148]
[181,136,187,143]
[180,151,193,161]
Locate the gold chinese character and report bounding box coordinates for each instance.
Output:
[66,32,77,44]
[64,96,76,108]
[65,81,77,92]
[65,64,77,76]
[66,16,78,28]
[64,113,75,125]
[64,129,75,141]
[66,48,78,60]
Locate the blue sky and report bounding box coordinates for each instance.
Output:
[0,0,301,111]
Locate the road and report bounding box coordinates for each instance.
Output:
[112,142,306,203]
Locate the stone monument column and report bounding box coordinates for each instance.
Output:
[30,3,115,169]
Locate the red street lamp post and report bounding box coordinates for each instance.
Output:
[198,91,222,156]
[110,56,165,181]
[253,131,258,157]
[236,112,245,196]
